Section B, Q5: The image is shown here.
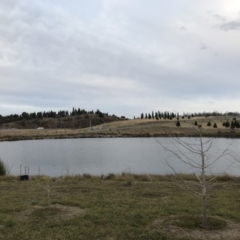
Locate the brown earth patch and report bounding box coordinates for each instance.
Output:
[152,216,240,240]
[16,204,87,221]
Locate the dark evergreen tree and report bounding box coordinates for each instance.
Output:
[222,120,230,127]
[176,120,181,127]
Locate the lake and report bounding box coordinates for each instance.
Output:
[0,138,239,176]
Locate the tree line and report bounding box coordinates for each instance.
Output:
[0,108,108,125]
[139,111,240,120]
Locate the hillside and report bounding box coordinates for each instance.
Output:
[0,114,123,130]
[1,115,240,141]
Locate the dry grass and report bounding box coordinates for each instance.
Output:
[1,116,240,141]
[0,174,240,239]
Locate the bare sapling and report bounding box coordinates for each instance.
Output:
[156,124,234,228]
[38,177,54,206]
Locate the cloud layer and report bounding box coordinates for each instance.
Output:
[1,0,240,117]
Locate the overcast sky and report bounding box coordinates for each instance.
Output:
[1,0,240,118]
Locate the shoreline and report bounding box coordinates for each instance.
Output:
[1,132,240,142]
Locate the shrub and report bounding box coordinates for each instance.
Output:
[222,121,230,127]
[0,158,8,176]
[176,120,181,127]
[213,123,217,128]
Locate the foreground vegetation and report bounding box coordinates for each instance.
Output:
[0,174,240,239]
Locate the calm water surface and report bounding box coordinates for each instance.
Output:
[0,138,239,176]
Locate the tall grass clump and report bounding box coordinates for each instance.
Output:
[0,158,8,176]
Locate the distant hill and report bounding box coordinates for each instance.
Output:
[0,114,124,129]
[0,108,126,129]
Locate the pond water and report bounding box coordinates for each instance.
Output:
[0,138,239,176]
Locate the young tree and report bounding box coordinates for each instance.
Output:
[156,125,232,228]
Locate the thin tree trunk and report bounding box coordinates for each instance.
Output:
[200,129,207,227]
[202,189,207,227]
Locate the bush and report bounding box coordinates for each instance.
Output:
[176,120,181,127]
[213,123,217,128]
[0,158,8,176]
[222,121,230,127]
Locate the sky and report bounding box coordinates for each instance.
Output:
[1,0,240,118]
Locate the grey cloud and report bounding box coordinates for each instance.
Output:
[213,14,226,23]
[1,1,240,117]
[200,43,208,50]
[179,26,187,31]
[219,19,240,31]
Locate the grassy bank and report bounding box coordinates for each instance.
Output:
[0,174,240,239]
[1,116,240,141]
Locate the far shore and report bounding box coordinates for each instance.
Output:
[1,116,240,141]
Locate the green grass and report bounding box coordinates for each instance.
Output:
[162,216,227,229]
[0,174,239,239]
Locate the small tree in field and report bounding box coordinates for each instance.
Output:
[156,124,232,228]
[176,120,181,127]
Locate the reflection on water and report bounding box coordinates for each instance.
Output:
[0,138,239,176]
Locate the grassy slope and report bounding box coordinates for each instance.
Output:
[1,116,240,141]
[0,174,240,240]
[0,114,121,130]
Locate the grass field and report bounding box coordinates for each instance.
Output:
[0,174,240,239]
[1,116,240,141]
